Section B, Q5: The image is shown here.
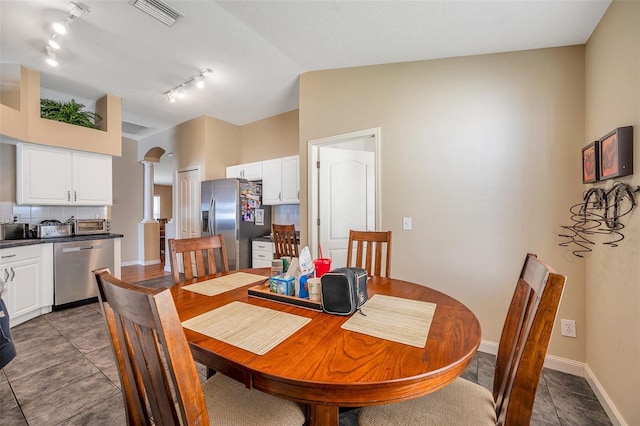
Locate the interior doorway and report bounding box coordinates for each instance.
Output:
[308,128,380,268]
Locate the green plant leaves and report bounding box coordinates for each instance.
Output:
[40,98,103,129]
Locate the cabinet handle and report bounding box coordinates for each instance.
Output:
[68,190,71,202]
[297,190,299,201]
[3,269,8,282]
[9,268,15,282]
[74,191,77,202]
[1,254,16,259]
[279,192,282,201]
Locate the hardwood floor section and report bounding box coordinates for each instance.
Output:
[121,257,170,283]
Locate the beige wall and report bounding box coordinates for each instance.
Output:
[153,184,172,219]
[299,46,587,361]
[203,116,242,181]
[239,110,300,162]
[111,137,143,264]
[585,1,640,424]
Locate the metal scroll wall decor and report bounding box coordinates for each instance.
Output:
[559,182,639,258]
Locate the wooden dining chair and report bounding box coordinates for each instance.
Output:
[93,268,305,426]
[346,230,392,277]
[168,235,229,285]
[272,224,299,258]
[359,253,566,426]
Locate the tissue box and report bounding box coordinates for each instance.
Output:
[270,274,295,296]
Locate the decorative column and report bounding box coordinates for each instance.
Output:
[141,160,155,223]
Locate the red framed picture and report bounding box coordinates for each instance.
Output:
[582,141,599,183]
[599,126,634,181]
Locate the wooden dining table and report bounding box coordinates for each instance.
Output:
[171,268,481,426]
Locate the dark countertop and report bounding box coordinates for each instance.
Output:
[252,233,301,244]
[0,233,123,249]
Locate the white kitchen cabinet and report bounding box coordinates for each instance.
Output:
[16,143,112,206]
[262,155,299,205]
[226,161,263,181]
[0,243,54,328]
[252,240,274,268]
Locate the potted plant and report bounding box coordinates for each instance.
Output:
[40,98,103,129]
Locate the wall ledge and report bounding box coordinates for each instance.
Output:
[0,65,121,156]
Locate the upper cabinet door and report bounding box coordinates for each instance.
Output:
[72,151,112,205]
[281,155,299,204]
[262,158,282,205]
[16,143,113,206]
[262,155,300,205]
[226,161,263,180]
[17,143,73,205]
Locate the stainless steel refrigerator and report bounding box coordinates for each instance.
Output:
[201,178,271,270]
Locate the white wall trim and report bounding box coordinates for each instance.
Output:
[121,260,139,267]
[584,364,626,426]
[479,340,624,425]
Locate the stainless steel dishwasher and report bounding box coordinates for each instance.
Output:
[53,239,114,309]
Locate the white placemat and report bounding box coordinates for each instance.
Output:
[341,294,437,348]
[182,301,311,355]
[182,272,267,297]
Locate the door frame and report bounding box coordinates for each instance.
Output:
[308,127,381,259]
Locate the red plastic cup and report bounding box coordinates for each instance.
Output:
[314,258,332,278]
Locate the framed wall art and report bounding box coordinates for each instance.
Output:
[599,126,634,181]
[582,141,599,183]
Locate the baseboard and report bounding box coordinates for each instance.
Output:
[584,364,627,426]
[479,339,625,425]
[480,339,583,376]
[121,260,139,267]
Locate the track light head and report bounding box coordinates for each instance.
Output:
[48,37,61,50]
[44,46,58,67]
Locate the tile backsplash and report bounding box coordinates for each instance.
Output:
[0,201,107,226]
[272,204,300,230]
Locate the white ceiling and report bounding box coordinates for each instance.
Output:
[1,0,610,141]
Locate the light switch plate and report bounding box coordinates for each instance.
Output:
[402,217,412,230]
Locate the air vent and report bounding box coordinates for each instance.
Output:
[122,120,152,136]
[129,0,183,27]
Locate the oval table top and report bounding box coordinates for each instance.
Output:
[171,268,481,426]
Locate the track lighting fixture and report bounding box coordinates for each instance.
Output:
[42,2,90,67]
[44,46,58,67]
[162,68,214,103]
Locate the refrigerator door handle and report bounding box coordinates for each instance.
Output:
[209,196,215,235]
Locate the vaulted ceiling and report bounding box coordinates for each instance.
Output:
[0,1,611,140]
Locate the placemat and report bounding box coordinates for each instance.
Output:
[182,301,311,355]
[182,272,267,297]
[341,294,437,348]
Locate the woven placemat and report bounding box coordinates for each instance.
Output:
[182,272,267,297]
[341,294,437,348]
[182,301,311,355]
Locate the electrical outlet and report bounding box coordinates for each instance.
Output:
[402,217,412,231]
[561,319,576,338]
[13,215,19,222]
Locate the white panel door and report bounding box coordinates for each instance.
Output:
[177,168,200,240]
[319,147,375,268]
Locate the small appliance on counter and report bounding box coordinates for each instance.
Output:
[70,218,110,236]
[0,223,27,240]
[36,220,73,239]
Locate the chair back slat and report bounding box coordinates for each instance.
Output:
[168,235,229,284]
[272,224,299,259]
[346,230,392,277]
[93,269,209,425]
[493,254,566,425]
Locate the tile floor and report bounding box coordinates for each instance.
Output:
[1,283,613,426]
